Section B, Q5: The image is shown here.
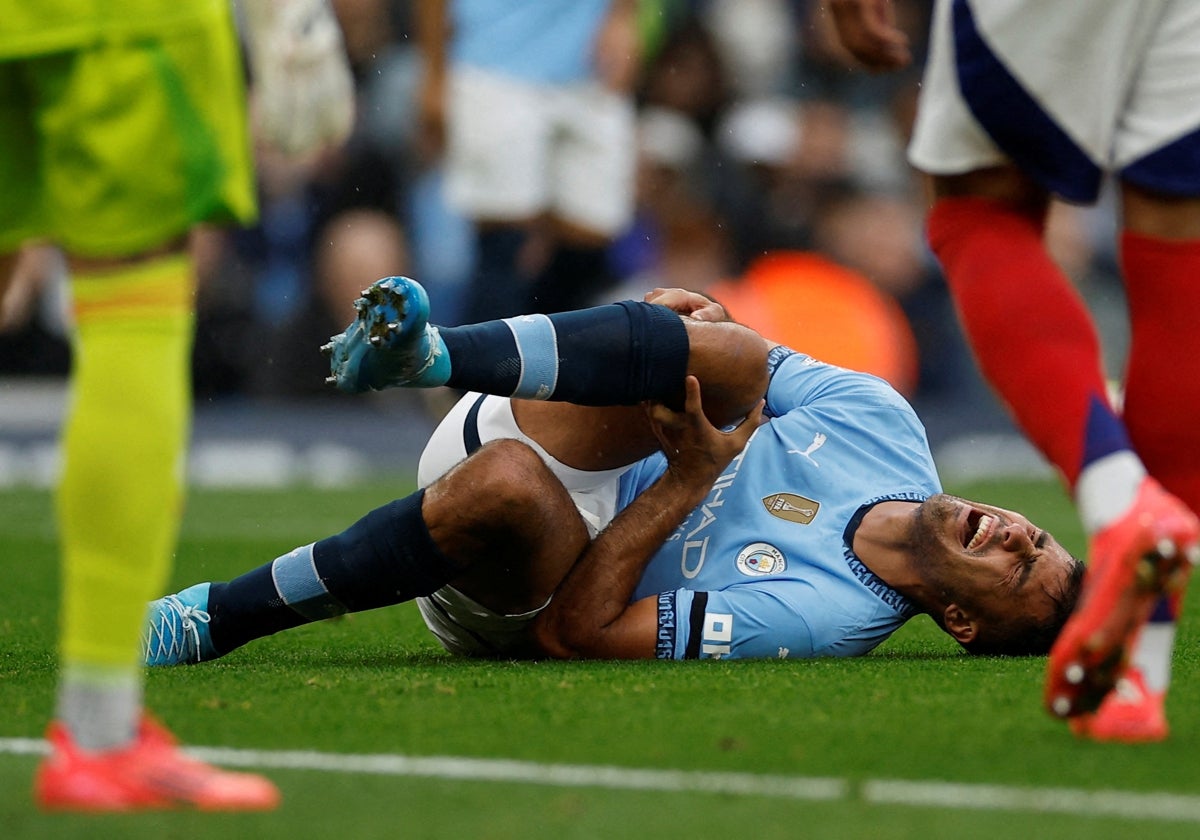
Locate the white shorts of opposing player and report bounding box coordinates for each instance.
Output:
[910,0,1200,200]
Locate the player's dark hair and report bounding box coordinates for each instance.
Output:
[960,557,1086,657]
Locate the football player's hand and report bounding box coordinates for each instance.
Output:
[644,288,731,323]
[828,0,911,72]
[647,376,763,486]
[241,0,356,156]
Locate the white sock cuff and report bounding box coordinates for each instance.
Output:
[1075,451,1147,534]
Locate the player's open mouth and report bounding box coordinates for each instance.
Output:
[963,510,996,551]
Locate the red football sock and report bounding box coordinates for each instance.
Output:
[927,196,1114,488]
[1121,231,1200,515]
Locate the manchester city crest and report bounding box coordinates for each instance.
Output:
[735,542,787,576]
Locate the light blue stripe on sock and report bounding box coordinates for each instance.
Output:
[271,543,347,621]
[503,314,559,400]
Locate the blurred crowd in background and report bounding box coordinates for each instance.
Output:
[0,0,1132,429]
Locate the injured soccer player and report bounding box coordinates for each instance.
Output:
[144,278,1083,667]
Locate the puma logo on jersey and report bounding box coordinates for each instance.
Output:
[787,432,827,465]
[762,493,820,524]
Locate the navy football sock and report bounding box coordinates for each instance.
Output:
[207,491,461,653]
[439,300,689,406]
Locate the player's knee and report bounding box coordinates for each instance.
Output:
[426,438,562,544]
[1120,182,1200,239]
[684,319,770,425]
[442,439,579,571]
[468,439,558,510]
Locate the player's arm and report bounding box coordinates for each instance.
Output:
[531,377,763,659]
[413,0,450,158]
[593,0,641,94]
[827,0,912,71]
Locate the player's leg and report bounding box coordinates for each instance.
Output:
[925,168,1146,530]
[54,250,194,748]
[1117,16,1200,514]
[910,0,1199,728]
[1121,186,1200,508]
[921,167,1197,727]
[526,79,635,313]
[926,167,1117,487]
[509,309,769,471]
[466,223,531,322]
[1070,183,1200,741]
[325,274,769,469]
[325,275,692,403]
[526,231,615,315]
[912,0,1140,496]
[1050,3,1200,736]
[32,18,276,810]
[445,66,548,322]
[42,250,273,811]
[144,439,589,663]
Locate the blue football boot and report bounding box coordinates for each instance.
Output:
[142,583,218,666]
[322,276,451,394]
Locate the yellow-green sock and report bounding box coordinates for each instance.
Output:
[55,254,194,747]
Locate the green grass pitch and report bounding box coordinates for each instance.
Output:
[3,479,1200,839]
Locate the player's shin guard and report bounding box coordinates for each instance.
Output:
[206,490,463,654]
[59,256,195,670]
[56,255,194,747]
[441,300,690,407]
[1122,231,1200,517]
[927,196,1112,487]
[327,277,691,402]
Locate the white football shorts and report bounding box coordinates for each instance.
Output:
[416,585,547,659]
[415,392,633,657]
[909,0,1200,202]
[443,65,636,236]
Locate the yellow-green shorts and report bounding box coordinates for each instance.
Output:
[0,12,257,258]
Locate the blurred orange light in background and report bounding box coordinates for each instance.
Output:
[711,251,919,397]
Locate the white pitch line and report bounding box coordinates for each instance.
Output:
[0,738,843,802]
[3,737,1200,823]
[863,779,1200,824]
[188,747,849,802]
[1,738,45,757]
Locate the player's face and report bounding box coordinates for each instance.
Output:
[914,494,1077,627]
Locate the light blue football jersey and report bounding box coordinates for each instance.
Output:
[451,0,611,84]
[618,347,942,660]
